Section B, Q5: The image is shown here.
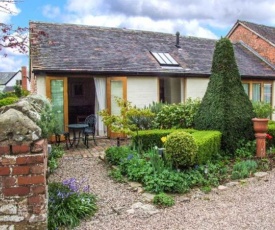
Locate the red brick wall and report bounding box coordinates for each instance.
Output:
[229,24,275,65]
[0,139,48,229]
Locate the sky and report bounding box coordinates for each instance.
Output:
[1,0,275,72]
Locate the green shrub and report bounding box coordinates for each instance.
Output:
[121,156,153,182]
[108,168,126,182]
[143,169,189,193]
[192,131,222,164]
[154,98,201,129]
[252,101,274,118]
[234,139,255,158]
[48,179,97,230]
[132,128,196,151]
[153,193,175,207]
[231,160,258,180]
[0,97,18,107]
[105,146,132,165]
[165,131,198,168]
[267,121,275,148]
[48,145,65,173]
[194,38,255,154]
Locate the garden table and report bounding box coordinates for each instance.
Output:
[67,123,89,148]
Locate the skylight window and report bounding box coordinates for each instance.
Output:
[151,52,179,66]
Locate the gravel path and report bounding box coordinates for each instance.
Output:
[49,153,275,230]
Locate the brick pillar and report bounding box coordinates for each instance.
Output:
[21,66,28,91]
[0,139,48,230]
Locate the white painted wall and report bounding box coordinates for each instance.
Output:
[127,77,158,108]
[186,78,209,99]
[6,72,22,88]
[36,76,46,96]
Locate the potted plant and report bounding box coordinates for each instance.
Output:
[252,101,274,133]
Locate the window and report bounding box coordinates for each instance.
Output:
[151,52,179,66]
[242,81,272,103]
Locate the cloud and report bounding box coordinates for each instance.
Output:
[59,0,275,39]
[0,52,27,72]
[0,1,20,23]
[42,4,61,19]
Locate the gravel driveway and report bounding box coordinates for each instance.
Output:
[49,147,275,230]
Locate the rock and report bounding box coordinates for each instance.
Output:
[218,185,228,190]
[225,181,239,187]
[254,172,268,178]
[129,182,142,188]
[178,196,191,203]
[142,193,155,202]
[126,209,135,214]
[0,109,41,143]
[131,202,143,209]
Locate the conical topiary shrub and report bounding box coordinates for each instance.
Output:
[194,38,255,154]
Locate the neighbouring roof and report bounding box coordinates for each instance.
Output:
[0,72,18,85]
[30,21,275,78]
[228,20,275,46]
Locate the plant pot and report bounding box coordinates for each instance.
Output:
[252,118,269,133]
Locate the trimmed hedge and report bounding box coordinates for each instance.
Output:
[132,129,197,150]
[192,131,222,165]
[132,129,222,165]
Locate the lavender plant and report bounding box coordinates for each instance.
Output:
[48,178,97,230]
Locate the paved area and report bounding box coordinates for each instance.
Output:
[55,137,128,158]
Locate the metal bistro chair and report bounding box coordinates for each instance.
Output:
[83,114,97,148]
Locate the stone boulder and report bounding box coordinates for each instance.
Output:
[0,94,51,123]
[0,109,41,144]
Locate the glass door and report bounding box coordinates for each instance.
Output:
[46,77,68,132]
[107,77,127,138]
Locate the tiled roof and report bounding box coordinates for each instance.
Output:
[239,20,275,45]
[30,21,275,78]
[0,72,17,85]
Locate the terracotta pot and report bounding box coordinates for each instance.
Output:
[252,118,269,133]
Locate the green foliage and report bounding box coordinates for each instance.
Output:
[154,98,201,129]
[48,145,65,173]
[165,131,198,168]
[192,131,222,165]
[0,96,18,107]
[105,146,133,165]
[183,162,229,188]
[234,139,255,158]
[121,156,153,182]
[143,169,189,193]
[231,160,258,180]
[13,84,30,98]
[132,128,196,151]
[48,180,97,230]
[153,193,175,207]
[108,168,126,182]
[267,121,275,148]
[201,186,212,194]
[37,103,61,138]
[194,37,255,154]
[99,97,154,136]
[252,101,274,118]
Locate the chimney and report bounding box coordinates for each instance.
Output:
[21,66,28,90]
[175,31,180,48]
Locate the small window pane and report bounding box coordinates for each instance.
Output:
[242,83,249,96]
[252,83,261,102]
[264,83,272,103]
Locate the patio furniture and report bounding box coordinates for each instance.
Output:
[67,123,89,148]
[55,131,70,149]
[83,114,97,148]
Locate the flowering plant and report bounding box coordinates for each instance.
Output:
[161,136,167,145]
[48,178,97,230]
